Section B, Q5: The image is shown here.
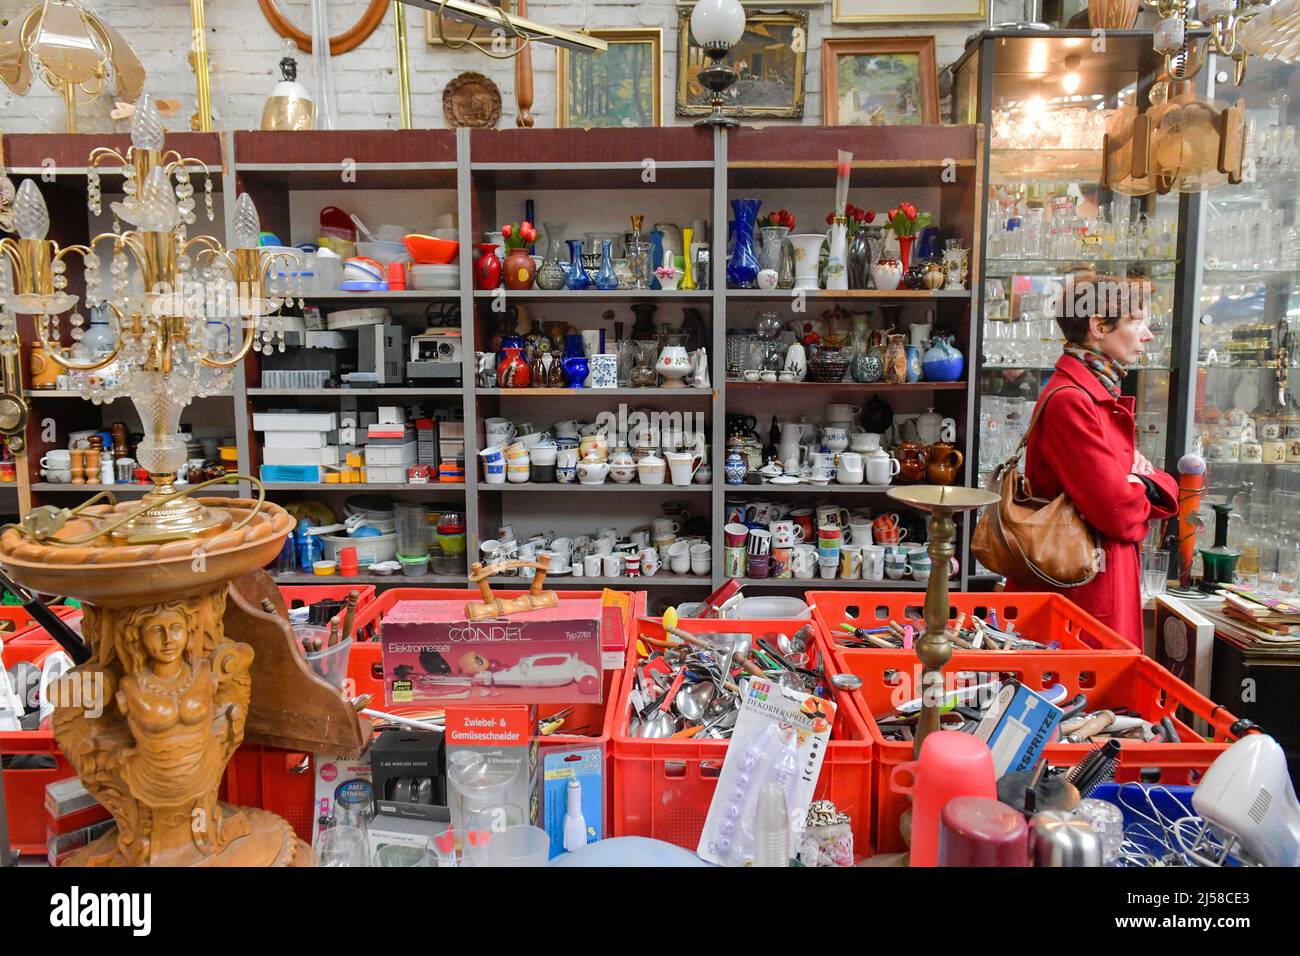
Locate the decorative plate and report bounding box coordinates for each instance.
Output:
[443,72,502,128]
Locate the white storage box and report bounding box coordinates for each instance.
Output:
[253,411,339,432]
[364,442,416,466]
[263,446,340,467]
[364,465,408,485]
[264,430,339,449]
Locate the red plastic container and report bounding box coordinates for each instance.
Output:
[219,746,316,844]
[0,641,76,857]
[809,590,1137,656]
[2,604,83,646]
[835,650,1240,854]
[611,617,874,857]
[277,584,377,626]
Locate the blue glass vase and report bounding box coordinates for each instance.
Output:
[649,229,665,290]
[727,198,761,289]
[565,239,589,291]
[595,239,619,290]
[563,355,590,388]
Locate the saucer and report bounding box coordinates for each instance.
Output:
[768,475,801,485]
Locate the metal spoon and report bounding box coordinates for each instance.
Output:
[638,709,677,738]
[675,679,716,721]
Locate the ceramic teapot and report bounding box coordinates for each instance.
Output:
[926,441,964,485]
[896,440,929,482]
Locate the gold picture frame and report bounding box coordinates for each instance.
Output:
[556,28,663,129]
[832,0,985,23]
[676,7,808,120]
[425,0,518,45]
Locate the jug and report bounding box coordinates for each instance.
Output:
[665,451,703,486]
[926,441,964,485]
[896,440,929,482]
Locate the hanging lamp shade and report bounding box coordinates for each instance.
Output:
[0,0,144,132]
[1101,104,1156,196]
[1147,83,1246,194]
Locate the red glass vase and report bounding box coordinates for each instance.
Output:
[897,235,915,271]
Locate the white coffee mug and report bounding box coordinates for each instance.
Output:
[850,522,873,546]
[770,520,804,549]
[584,554,602,576]
[862,545,885,582]
[601,553,622,577]
[652,518,680,539]
[484,417,516,447]
[792,545,818,579]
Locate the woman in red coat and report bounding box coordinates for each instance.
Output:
[1004,276,1178,646]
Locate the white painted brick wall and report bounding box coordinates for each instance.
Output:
[0,0,1026,133]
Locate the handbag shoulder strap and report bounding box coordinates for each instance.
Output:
[1014,383,1088,457]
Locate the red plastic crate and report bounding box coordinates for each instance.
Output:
[2,604,83,646]
[219,746,316,844]
[277,584,377,626]
[0,641,76,858]
[834,649,1240,854]
[611,617,874,858]
[809,590,1137,657]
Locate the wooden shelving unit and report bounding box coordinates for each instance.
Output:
[6,124,985,595]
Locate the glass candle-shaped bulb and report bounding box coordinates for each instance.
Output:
[14,179,50,241]
[233,193,262,250]
[129,94,167,151]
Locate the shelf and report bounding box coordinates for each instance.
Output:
[477,387,711,398]
[735,577,929,590]
[273,572,467,586]
[1200,268,1297,284]
[989,148,1102,182]
[24,391,233,400]
[724,483,901,494]
[30,483,241,495]
[726,289,972,300]
[473,290,712,301]
[262,483,466,491]
[249,388,463,397]
[985,258,1177,277]
[482,483,712,493]
[486,574,710,588]
[301,291,459,301]
[726,380,966,393]
[982,364,1171,372]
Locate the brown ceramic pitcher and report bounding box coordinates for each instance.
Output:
[926,441,965,485]
[896,440,928,482]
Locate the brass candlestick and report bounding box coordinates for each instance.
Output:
[886,485,999,756]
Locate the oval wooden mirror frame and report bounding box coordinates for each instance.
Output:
[258,0,389,55]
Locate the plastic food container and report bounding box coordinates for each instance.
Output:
[319,531,397,565]
[357,240,412,264]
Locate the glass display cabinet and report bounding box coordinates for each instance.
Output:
[1188,56,1300,595]
[952,29,1189,584]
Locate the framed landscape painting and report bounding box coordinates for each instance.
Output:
[557,28,662,128]
[821,37,939,126]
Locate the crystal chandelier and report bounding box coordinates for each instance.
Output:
[1148,1,1300,85]
[0,93,301,541]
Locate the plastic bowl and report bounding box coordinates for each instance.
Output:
[357,239,411,264]
[404,234,460,264]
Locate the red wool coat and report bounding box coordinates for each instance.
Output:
[1003,354,1178,646]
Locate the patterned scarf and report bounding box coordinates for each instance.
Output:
[1064,343,1125,399]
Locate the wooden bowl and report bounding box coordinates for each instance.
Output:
[403,234,460,264]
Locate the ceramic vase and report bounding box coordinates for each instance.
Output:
[884,334,908,385]
[897,234,915,271]
[563,354,590,389]
[475,243,502,290]
[656,335,692,387]
[725,449,746,485]
[905,344,923,383]
[923,334,965,382]
[727,198,761,289]
[826,217,849,291]
[564,239,589,291]
[504,247,536,290]
[789,234,827,290]
[497,346,530,388]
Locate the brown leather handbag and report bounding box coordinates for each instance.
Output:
[971,385,1101,588]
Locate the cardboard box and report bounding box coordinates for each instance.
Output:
[369,728,446,823]
[253,411,338,432]
[312,753,373,849]
[380,600,603,707]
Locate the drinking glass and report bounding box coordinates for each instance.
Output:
[1142,548,1170,598]
[318,826,371,867]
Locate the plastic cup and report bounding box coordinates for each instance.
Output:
[486,824,551,867]
[305,637,353,686]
